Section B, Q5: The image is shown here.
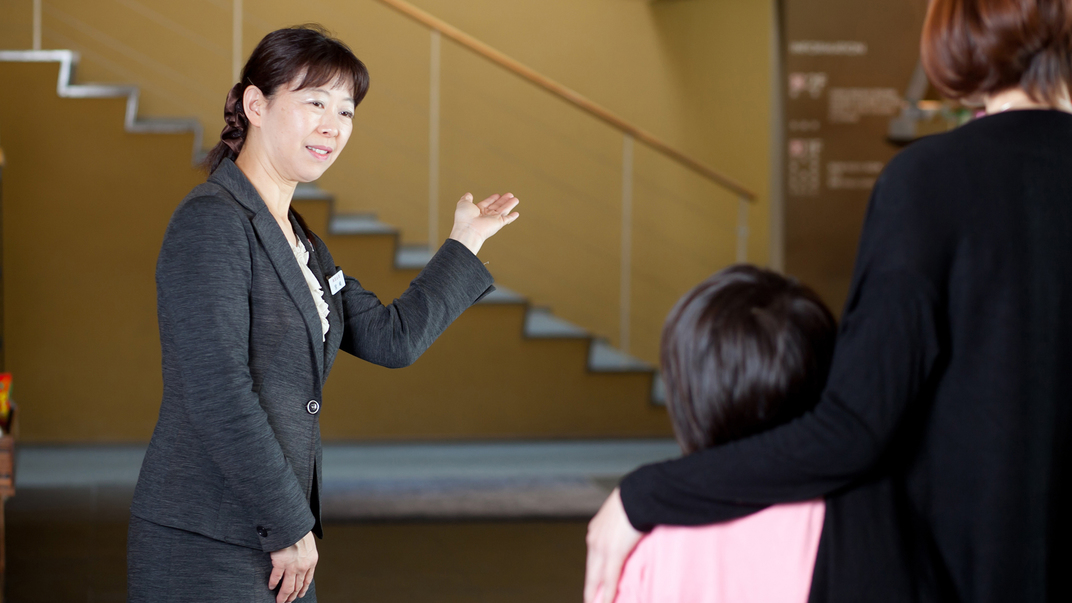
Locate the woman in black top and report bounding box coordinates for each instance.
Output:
[585,1,1072,601]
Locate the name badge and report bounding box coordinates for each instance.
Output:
[329,270,346,295]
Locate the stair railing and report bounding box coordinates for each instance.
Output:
[17,0,758,359]
[376,0,757,353]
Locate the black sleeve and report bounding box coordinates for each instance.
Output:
[337,238,495,367]
[620,170,946,531]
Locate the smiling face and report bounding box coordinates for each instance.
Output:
[253,76,356,183]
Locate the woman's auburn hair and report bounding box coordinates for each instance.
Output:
[203,24,370,173]
[659,265,837,455]
[921,0,1072,104]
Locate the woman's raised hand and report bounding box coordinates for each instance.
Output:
[269,531,318,602]
[448,192,520,255]
[584,488,643,603]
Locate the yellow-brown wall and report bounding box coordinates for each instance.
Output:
[1,59,675,442]
[0,0,33,50]
[3,0,772,361]
[0,0,773,441]
[0,61,204,441]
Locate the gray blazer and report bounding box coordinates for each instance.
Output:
[130,159,494,552]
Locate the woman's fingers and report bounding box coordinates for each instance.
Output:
[290,572,300,603]
[475,193,501,209]
[448,191,520,253]
[274,570,293,603]
[475,192,516,213]
[583,488,641,603]
[290,571,304,603]
[268,565,284,590]
[600,554,625,603]
[488,195,520,217]
[298,560,315,598]
[269,531,317,602]
[459,192,520,219]
[583,538,604,603]
[272,568,309,603]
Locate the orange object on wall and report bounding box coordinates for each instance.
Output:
[0,374,11,433]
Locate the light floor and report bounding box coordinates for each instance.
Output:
[4,440,680,602]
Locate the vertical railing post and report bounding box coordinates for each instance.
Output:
[33,0,41,50]
[736,194,749,263]
[232,0,242,82]
[620,134,634,353]
[428,30,441,248]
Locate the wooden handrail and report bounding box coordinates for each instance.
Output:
[375,0,757,201]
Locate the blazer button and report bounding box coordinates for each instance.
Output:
[257,526,269,538]
[306,400,320,415]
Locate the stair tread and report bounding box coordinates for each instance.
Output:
[590,340,654,372]
[524,308,588,338]
[329,213,396,235]
[396,245,433,269]
[295,182,335,201]
[651,373,667,406]
[0,50,203,156]
[476,284,526,304]
[2,49,668,418]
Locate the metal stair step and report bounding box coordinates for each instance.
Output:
[328,213,396,235]
[294,182,336,201]
[524,307,588,338]
[1,47,660,403]
[0,50,203,161]
[476,284,527,304]
[588,339,653,372]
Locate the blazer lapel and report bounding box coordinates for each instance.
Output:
[210,160,325,380]
[315,250,344,379]
[296,220,343,379]
[253,212,325,380]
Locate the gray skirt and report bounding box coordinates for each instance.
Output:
[127,515,317,603]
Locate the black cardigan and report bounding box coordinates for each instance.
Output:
[620,110,1072,603]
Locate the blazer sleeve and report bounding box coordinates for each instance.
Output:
[620,167,946,531]
[335,238,495,367]
[156,196,315,552]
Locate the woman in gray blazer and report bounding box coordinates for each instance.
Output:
[127,26,519,603]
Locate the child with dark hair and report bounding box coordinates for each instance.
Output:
[605,264,837,603]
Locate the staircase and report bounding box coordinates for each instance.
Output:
[0,50,671,442]
[291,178,669,440]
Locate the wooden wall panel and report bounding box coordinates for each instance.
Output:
[781,0,929,311]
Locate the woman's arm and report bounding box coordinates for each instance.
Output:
[336,193,518,366]
[587,271,941,603]
[586,157,949,602]
[157,197,315,552]
[620,266,942,527]
[621,156,948,525]
[335,238,494,366]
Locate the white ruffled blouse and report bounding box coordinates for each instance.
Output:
[289,231,330,342]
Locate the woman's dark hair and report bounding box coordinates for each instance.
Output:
[203,24,370,173]
[660,265,837,454]
[921,0,1072,104]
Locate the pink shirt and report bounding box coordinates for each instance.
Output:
[608,500,825,603]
